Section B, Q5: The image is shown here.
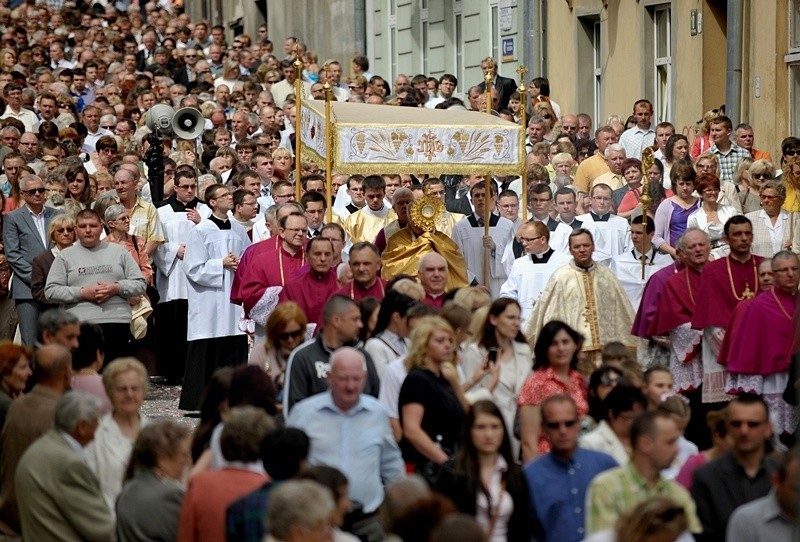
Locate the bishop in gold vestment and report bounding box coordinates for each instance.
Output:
[382,226,469,290]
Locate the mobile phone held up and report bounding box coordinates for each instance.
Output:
[488,347,499,365]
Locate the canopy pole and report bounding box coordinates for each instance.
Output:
[640,148,654,280]
[324,82,334,224]
[294,57,304,201]
[483,74,493,289]
[517,65,528,223]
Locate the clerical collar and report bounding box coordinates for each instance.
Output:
[632,247,657,264]
[208,214,230,230]
[311,268,330,281]
[167,195,200,212]
[426,291,445,299]
[346,202,362,213]
[531,248,554,264]
[573,261,595,272]
[590,212,610,222]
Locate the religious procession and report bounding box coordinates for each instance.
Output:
[0,1,797,541]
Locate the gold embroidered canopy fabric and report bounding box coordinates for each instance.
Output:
[298,101,525,175]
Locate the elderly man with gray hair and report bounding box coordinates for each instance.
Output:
[15,391,113,542]
[267,480,336,541]
[288,346,404,542]
[3,173,63,344]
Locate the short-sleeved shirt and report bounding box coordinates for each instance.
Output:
[129,198,165,245]
[518,368,588,454]
[398,366,465,466]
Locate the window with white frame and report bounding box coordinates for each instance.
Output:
[389,0,397,84]
[490,1,499,61]
[421,6,429,74]
[577,17,601,122]
[454,1,464,85]
[651,4,672,123]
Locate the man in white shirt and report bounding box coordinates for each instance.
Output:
[618,99,655,160]
[0,84,38,132]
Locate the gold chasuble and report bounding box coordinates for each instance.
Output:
[382,227,469,290]
[525,262,635,364]
[436,211,465,237]
[344,207,398,243]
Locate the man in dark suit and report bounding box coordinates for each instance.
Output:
[691,394,778,542]
[15,391,113,542]
[477,57,518,111]
[3,174,62,345]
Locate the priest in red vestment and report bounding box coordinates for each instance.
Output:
[650,229,710,394]
[333,242,388,301]
[720,252,799,436]
[279,237,339,328]
[231,203,302,304]
[237,213,308,322]
[631,260,682,367]
[691,215,764,404]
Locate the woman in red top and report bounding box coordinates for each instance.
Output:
[518,321,588,463]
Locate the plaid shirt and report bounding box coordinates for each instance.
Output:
[586,462,702,535]
[226,481,278,542]
[710,142,751,182]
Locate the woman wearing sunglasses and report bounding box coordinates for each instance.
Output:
[30,215,77,310]
[248,301,307,406]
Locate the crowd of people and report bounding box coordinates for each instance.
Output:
[0,1,797,541]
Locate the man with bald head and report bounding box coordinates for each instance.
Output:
[418,252,449,308]
[500,221,572,326]
[0,344,73,534]
[560,114,579,138]
[114,167,164,256]
[375,188,413,252]
[288,346,403,541]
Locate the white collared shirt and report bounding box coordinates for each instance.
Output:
[28,205,47,247]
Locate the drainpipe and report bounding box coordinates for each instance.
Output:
[725,0,743,125]
[524,0,537,79]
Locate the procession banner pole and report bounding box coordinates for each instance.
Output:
[517,65,528,222]
[483,74,493,288]
[294,58,304,202]
[640,148,655,280]
[324,82,334,224]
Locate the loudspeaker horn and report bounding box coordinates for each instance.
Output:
[172,107,205,140]
[145,104,176,134]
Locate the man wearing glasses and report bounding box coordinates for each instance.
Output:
[154,169,203,384]
[4,174,63,345]
[0,83,37,132]
[500,221,571,327]
[180,184,251,411]
[575,183,630,263]
[525,394,618,542]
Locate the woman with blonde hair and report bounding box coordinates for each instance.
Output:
[691,108,722,160]
[30,214,77,308]
[694,151,740,211]
[782,155,800,214]
[738,159,776,214]
[86,357,150,514]
[608,497,688,542]
[399,316,467,480]
[271,146,293,180]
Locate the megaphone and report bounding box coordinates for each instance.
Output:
[145,104,176,134]
[172,107,205,139]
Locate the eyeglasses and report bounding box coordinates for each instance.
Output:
[24,187,46,195]
[752,173,771,180]
[760,194,778,200]
[784,149,800,157]
[728,420,765,429]
[176,184,196,189]
[544,419,578,430]
[266,79,278,84]
[101,125,114,130]
[279,329,304,341]
[55,227,74,233]
[519,235,544,243]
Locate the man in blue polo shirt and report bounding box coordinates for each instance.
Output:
[524,394,617,542]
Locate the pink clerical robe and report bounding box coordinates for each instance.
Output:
[691,255,764,330]
[631,262,681,337]
[238,245,305,315]
[333,278,387,302]
[279,268,339,323]
[230,237,280,305]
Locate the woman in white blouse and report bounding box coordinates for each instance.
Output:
[687,173,740,259]
[86,357,149,515]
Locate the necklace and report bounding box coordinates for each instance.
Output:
[726,256,757,300]
[278,247,305,286]
[772,289,793,321]
[686,268,696,305]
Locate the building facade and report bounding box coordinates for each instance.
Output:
[189,0,796,155]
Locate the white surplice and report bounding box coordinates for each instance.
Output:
[153,205,196,302]
[499,249,572,326]
[576,213,631,263]
[452,214,515,297]
[609,247,674,312]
